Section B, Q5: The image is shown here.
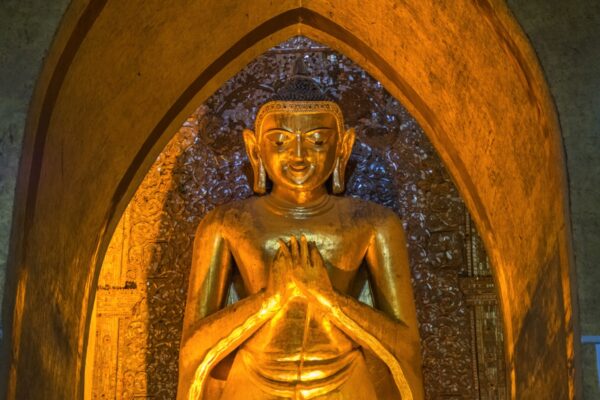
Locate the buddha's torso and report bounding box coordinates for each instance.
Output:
[213,195,387,395]
[219,195,376,294]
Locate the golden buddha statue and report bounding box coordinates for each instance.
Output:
[177,60,424,400]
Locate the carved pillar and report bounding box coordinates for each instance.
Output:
[460,214,507,399]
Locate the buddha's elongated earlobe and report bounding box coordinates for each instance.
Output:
[253,161,267,194]
[332,128,355,194]
[332,158,344,194]
[243,129,266,194]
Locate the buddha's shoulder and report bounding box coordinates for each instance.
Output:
[331,196,401,222]
[196,197,261,227]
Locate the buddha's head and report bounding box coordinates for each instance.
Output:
[243,58,355,195]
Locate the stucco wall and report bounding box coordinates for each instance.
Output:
[507,1,600,397]
[0,0,71,333]
[0,0,598,398]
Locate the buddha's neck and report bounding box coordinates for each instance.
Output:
[270,185,328,208]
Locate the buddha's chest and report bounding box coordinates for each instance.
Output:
[223,216,372,293]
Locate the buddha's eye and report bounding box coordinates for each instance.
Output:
[305,131,330,146]
[264,131,293,147]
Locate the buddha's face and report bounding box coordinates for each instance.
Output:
[257,112,339,191]
[244,106,355,196]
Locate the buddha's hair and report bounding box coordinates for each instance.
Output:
[270,57,336,102]
[254,57,344,135]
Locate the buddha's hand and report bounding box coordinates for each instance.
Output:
[266,240,298,302]
[285,235,335,306]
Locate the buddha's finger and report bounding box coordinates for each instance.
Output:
[276,238,287,251]
[277,239,292,261]
[309,244,323,269]
[274,246,284,261]
[300,235,309,268]
[290,235,299,263]
[268,248,285,290]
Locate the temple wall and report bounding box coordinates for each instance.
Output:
[0,0,71,337]
[506,2,600,397]
[0,0,598,398]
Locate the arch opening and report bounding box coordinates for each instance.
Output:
[5,2,574,399]
[85,36,507,399]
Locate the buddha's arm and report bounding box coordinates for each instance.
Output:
[323,291,421,400]
[346,215,422,399]
[366,214,423,397]
[178,212,281,400]
[301,215,423,400]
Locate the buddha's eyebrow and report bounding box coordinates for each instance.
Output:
[264,127,293,133]
[304,127,335,133]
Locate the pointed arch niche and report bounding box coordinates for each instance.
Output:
[85,36,506,399]
[4,2,575,400]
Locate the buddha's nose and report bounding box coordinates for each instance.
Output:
[293,132,305,160]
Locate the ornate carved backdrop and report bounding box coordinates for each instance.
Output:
[87,37,506,399]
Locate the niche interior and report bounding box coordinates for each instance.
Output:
[85,37,506,400]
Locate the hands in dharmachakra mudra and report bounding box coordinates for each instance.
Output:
[178,60,424,400]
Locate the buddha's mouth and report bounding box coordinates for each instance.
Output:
[289,163,309,172]
[283,163,315,184]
